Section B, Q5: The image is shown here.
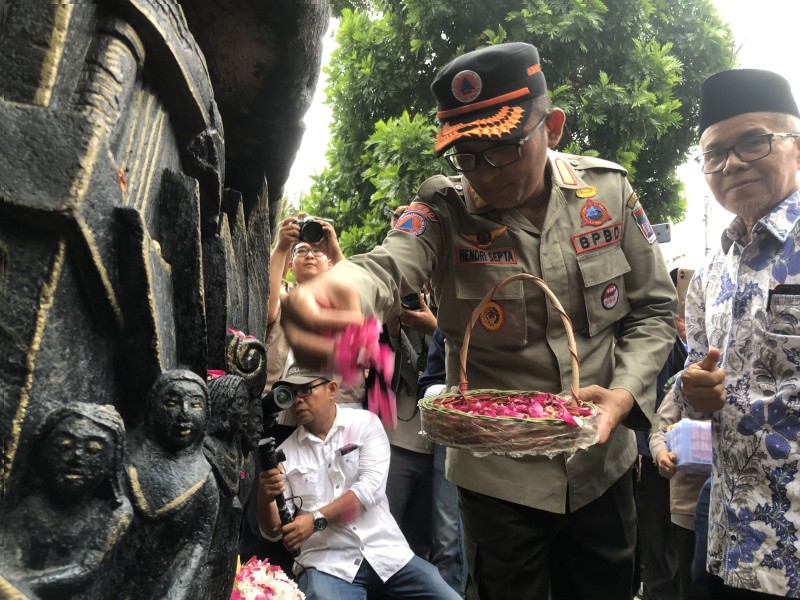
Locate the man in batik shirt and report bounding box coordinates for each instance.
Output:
[676,68,800,599]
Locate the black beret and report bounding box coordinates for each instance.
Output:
[699,69,800,136]
[431,42,547,156]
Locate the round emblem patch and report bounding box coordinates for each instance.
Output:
[601,284,619,310]
[479,300,505,331]
[580,198,612,227]
[476,231,493,246]
[395,212,427,236]
[451,70,482,104]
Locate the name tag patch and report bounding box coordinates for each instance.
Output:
[572,222,623,254]
[456,245,518,265]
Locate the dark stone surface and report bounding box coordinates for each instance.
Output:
[0,1,330,597]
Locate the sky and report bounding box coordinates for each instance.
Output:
[285,2,800,269]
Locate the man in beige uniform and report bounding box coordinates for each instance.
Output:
[281,42,677,599]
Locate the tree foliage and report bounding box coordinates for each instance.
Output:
[305,0,736,255]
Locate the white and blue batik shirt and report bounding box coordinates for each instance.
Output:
[675,189,800,597]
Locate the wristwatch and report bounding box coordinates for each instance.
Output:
[312,510,328,531]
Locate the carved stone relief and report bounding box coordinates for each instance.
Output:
[0,1,330,598]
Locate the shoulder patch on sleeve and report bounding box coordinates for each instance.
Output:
[630,196,657,244]
[394,211,428,236]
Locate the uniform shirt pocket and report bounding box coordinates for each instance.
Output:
[334,446,361,486]
[455,266,526,347]
[577,246,632,336]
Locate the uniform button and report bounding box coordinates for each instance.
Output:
[455,184,463,191]
[328,464,331,468]
[570,159,579,166]
[353,526,357,531]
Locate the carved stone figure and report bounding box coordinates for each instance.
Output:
[202,374,250,600]
[206,374,251,496]
[122,370,218,600]
[1,0,330,596]
[241,390,266,457]
[1,403,131,599]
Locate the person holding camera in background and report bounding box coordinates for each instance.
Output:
[264,214,346,394]
[240,214,361,571]
[256,365,461,600]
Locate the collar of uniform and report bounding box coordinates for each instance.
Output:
[547,150,589,191]
[460,151,588,215]
[461,174,493,214]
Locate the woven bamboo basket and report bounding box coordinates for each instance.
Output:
[419,274,599,457]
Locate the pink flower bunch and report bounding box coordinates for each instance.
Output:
[443,393,595,426]
[231,557,304,600]
[330,316,397,429]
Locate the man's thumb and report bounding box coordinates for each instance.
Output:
[698,348,721,371]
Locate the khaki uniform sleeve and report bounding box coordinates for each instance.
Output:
[612,186,678,430]
[332,177,453,321]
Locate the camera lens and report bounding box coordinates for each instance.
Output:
[299,220,324,244]
[263,385,295,415]
[272,386,295,409]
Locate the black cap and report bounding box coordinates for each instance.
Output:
[431,42,547,156]
[699,69,800,137]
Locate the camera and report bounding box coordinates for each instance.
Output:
[298,217,324,244]
[258,385,297,533]
[260,385,294,430]
[401,292,422,311]
[262,384,294,417]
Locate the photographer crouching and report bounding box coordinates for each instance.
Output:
[239,214,354,572]
[256,365,461,600]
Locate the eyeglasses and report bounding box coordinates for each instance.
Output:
[295,380,328,398]
[443,113,548,173]
[694,132,800,174]
[292,246,325,259]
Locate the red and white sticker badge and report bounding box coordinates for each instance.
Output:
[601,283,619,310]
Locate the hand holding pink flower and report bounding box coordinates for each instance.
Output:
[330,316,397,429]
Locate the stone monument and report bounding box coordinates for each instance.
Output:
[0,1,330,598]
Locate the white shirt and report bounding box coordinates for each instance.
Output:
[277,407,413,582]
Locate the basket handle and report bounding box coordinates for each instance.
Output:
[459,274,580,402]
